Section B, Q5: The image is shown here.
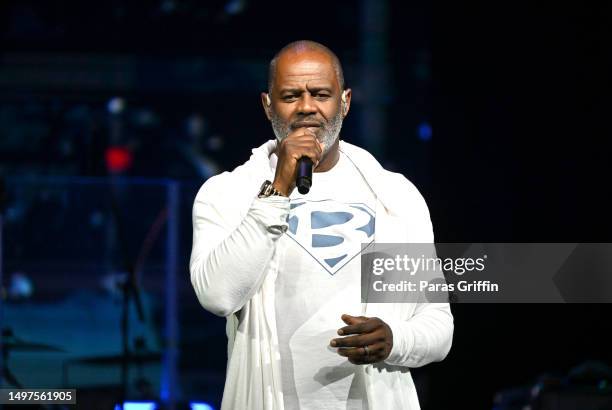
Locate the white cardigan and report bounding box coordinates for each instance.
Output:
[190,140,454,409]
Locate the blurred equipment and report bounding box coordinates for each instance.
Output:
[2,327,65,388]
[493,361,612,410]
[177,113,220,179]
[70,352,162,366]
[1,328,65,352]
[63,336,160,403]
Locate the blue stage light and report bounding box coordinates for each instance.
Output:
[190,402,215,410]
[114,402,157,410]
[418,122,432,141]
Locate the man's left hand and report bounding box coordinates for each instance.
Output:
[330,314,393,365]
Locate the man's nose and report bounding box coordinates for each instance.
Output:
[296,93,317,115]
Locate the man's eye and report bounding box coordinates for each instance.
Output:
[282,95,297,101]
[315,94,331,99]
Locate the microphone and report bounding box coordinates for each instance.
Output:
[296,157,313,194]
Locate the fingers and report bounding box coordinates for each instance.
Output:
[290,143,322,165]
[336,342,386,358]
[302,127,317,138]
[317,139,325,156]
[279,132,322,165]
[341,314,368,325]
[330,331,381,348]
[331,315,393,365]
[338,315,379,335]
[273,132,323,193]
[336,342,387,365]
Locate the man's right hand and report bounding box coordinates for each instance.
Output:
[273,129,323,196]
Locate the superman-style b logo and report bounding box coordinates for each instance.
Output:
[286,199,375,275]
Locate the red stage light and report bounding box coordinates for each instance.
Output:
[105,146,133,173]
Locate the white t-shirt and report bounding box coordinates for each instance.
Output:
[272,151,377,409]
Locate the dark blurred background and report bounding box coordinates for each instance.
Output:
[1,1,611,409]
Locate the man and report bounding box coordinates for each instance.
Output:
[190,40,453,409]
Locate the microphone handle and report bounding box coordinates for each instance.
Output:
[296,157,313,194]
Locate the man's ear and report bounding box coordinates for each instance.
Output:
[261,92,272,121]
[341,89,352,118]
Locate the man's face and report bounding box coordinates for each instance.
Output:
[267,51,346,156]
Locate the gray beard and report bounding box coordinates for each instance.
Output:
[271,110,344,156]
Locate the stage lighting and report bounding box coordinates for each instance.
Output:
[418,122,432,141]
[107,97,126,115]
[114,402,157,410]
[190,402,215,410]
